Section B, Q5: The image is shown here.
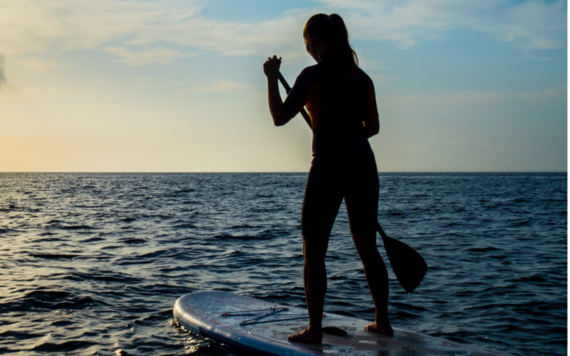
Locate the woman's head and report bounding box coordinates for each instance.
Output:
[303,14,358,73]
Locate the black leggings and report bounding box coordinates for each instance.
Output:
[301,137,379,239]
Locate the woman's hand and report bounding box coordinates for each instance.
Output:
[263,55,281,79]
[265,55,293,127]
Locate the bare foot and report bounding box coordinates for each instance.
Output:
[364,320,394,336]
[287,327,323,344]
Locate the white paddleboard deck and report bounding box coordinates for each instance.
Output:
[174,291,503,356]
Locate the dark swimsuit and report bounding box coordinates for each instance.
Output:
[283,54,380,239]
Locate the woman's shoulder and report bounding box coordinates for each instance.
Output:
[356,67,373,86]
[293,63,323,86]
[298,63,322,79]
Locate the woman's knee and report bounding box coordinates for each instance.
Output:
[352,233,377,248]
[303,235,329,260]
[352,234,379,257]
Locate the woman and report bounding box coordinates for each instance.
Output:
[263,13,393,344]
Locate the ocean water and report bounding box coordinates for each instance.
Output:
[0,172,566,356]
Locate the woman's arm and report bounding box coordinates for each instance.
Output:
[264,56,294,126]
[267,76,294,126]
[363,81,380,138]
[363,117,379,138]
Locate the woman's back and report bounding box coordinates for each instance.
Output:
[284,56,377,141]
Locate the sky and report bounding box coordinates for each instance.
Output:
[0,0,567,172]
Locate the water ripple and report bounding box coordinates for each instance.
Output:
[0,172,566,355]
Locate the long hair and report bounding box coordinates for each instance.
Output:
[303,13,359,78]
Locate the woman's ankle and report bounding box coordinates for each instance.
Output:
[307,324,323,332]
[375,314,390,324]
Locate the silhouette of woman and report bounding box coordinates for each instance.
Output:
[263,13,392,344]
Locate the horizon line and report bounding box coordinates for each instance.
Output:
[0,171,566,174]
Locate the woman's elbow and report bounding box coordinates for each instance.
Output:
[273,111,293,127]
[273,116,286,126]
[371,125,380,136]
[364,118,380,137]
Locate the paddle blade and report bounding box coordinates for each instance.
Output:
[377,224,427,293]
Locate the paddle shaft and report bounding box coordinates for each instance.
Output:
[277,72,313,130]
[376,222,389,240]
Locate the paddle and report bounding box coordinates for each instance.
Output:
[278,72,312,129]
[376,223,427,293]
[278,71,428,293]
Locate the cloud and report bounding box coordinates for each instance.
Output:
[0,0,564,68]
[198,80,251,92]
[0,54,6,89]
[321,0,566,50]
[18,59,61,71]
[357,57,390,71]
[518,87,567,103]
[0,0,307,58]
[104,47,196,66]
[368,73,401,87]
[384,90,506,107]
[0,0,201,55]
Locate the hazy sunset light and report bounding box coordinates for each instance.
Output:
[1,0,566,172]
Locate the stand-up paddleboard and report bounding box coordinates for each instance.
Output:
[174,291,504,356]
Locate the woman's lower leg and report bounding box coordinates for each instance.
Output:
[361,248,390,320]
[287,237,328,343]
[353,234,393,335]
[303,241,327,331]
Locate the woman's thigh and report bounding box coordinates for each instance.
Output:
[344,159,379,236]
[301,160,344,241]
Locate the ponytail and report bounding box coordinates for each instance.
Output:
[304,13,359,78]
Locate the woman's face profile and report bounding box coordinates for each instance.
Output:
[303,34,310,53]
[303,34,317,62]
